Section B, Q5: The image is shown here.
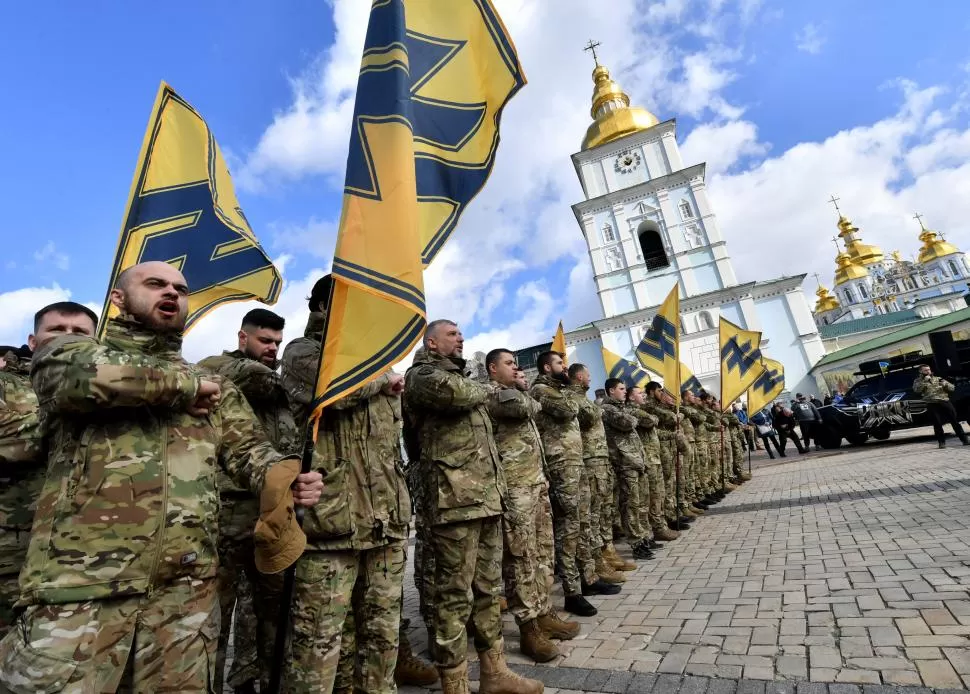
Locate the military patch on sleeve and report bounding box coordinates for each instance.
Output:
[498,389,518,403]
[180,552,198,566]
[417,366,435,375]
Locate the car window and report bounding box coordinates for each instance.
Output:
[846,371,917,400]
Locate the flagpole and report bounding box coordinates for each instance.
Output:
[674,363,682,533]
[268,279,336,694]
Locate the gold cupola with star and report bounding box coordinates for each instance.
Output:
[814,284,840,313]
[581,43,660,150]
[916,216,960,264]
[834,250,867,285]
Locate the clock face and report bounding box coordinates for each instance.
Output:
[614,150,642,175]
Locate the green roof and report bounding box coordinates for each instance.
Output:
[818,309,920,338]
[813,305,970,369]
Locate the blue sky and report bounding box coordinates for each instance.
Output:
[3,0,970,359]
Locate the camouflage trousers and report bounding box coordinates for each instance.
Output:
[584,458,612,553]
[659,436,678,520]
[546,462,597,595]
[694,438,711,495]
[502,483,553,625]
[215,496,283,692]
[429,516,503,668]
[708,438,722,491]
[681,444,697,503]
[722,432,733,482]
[599,464,616,548]
[286,541,406,694]
[0,577,218,693]
[537,484,555,595]
[407,464,435,633]
[617,465,647,544]
[0,529,29,640]
[641,462,666,532]
[732,431,745,477]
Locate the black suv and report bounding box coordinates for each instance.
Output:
[816,352,970,449]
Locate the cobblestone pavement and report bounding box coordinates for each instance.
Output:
[399,428,970,693]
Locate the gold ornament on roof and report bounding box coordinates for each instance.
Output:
[914,213,960,263]
[834,250,867,285]
[814,284,840,313]
[581,40,660,150]
[826,195,884,266]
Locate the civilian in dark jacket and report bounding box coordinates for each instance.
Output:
[772,403,806,454]
[792,393,821,451]
[750,410,784,458]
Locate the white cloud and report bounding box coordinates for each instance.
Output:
[795,22,825,55]
[680,119,768,175]
[33,241,70,271]
[0,285,72,347]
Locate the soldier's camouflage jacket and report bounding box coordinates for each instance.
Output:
[600,397,644,472]
[565,384,608,461]
[701,406,721,438]
[631,404,661,465]
[643,399,678,443]
[913,374,955,402]
[680,404,701,444]
[281,314,411,550]
[529,375,582,468]
[0,354,44,577]
[484,382,546,488]
[199,350,300,496]
[404,349,505,526]
[22,316,294,606]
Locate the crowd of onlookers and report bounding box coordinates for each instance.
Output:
[730,393,828,459]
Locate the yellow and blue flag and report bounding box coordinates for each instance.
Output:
[719,317,766,410]
[602,348,654,391]
[635,284,681,404]
[100,82,281,337]
[681,362,703,397]
[314,0,525,411]
[552,321,568,365]
[747,357,784,415]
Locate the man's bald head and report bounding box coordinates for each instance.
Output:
[109,261,190,333]
[424,319,463,358]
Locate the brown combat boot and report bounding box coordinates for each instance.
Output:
[478,638,544,694]
[654,527,680,542]
[519,619,559,662]
[395,630,439,687]
[536,612,580,640]
[681,507,699,518]
[439,660,470,694]
[602,543,636,571]
[724,481,738,491]
[594,556,626,584]
[740,471,752,481]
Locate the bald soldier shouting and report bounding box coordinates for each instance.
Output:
[0,262,323,693]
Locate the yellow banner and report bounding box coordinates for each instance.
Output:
[552,321,567,365]
[747,357,785,415]
[634,284,681,404]
[100,82,281,336]
[719,317,766,409]
[602,348,654,391]
[313,0,525,411]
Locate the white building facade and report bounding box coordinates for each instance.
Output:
[563,59,826,398]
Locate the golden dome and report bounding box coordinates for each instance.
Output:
[582,62,660,150]
[917,223,960,264]
[837,215,884,266]
[834,251,867,285]
[814,285,840,313]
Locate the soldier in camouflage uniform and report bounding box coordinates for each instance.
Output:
[404,320,542,694]
[698,393,725,498]
[280,277,416,694]
[565,364,629,581]
[0,303,97,639]
[484,350,579,663]
[199,308,299,694]
[643,383,696,528]
[678,390,710,514]
[0,262,323,692]
[531,352,619,618]
[628,386,679,542]
[719,406,738,491]
[600,379,654,561]
[913,364,969,448]
[726,407,746,482]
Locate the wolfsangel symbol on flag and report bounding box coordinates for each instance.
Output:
[312,0,526,413]
[99,82,282,337]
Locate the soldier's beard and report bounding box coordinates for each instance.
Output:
[124,296,188,334]
[552,371,569,385]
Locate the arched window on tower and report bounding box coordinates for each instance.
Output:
[858,283,869,299]
[844,287,856,304]
[636,221,670,271]
[602,223,616,243]
[698,311,714,331]
[678,200,694,220]
[948,259,961,278]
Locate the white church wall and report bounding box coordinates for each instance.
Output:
[719,302,744,328]
[642,139,669,181]
[610,285,637,314]
[754,295,818,398]
[693,263,723,294]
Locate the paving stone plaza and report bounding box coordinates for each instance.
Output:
[400,428,970,694]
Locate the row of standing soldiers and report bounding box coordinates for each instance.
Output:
[0,267,752,694]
